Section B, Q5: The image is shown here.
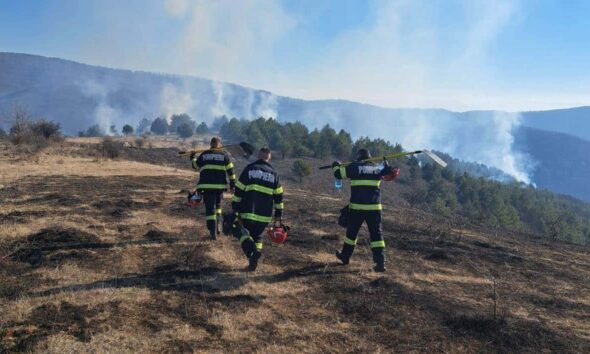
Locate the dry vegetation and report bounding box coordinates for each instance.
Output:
[1,137,589,353]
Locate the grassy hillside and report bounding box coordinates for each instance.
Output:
[1,137,589,352]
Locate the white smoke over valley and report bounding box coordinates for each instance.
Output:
[70,0,532,182]
[78,80,125,135]
[160,82,196,121]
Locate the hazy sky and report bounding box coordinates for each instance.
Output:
[1,0,590,111]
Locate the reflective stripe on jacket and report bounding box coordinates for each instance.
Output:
[232,159,283,223]
[192,149,236,190]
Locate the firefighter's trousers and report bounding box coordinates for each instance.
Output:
[202,190,223,235]
[341,210,385,264]
[232,219,267,258]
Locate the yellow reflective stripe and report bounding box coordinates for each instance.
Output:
[274,202,284,209]
[232,195,242,202]
[351,180,381,187]
[340,166,347,179]
[332,166,339,172]
[229,174,236,180]
[240,235,253,244]
[274,186,284,195]
[349,203,382,211]
[235,181,246,190]
[200,164,227,171]
[206,215,217,221]
[371,240,385,248]
[225,162,235,170]
[344,237,357,246]
[243,184,274,195]
[191,159,199,169]
[240,213,272,223]
[216,208,222,215]
[255,242,263,250]
[197,184,227,189]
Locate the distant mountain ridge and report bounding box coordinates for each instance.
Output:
[1,52,589,201]
[521,107,590,142]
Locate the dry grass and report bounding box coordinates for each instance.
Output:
[1,138,589,353]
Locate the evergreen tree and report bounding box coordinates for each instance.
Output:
[150,117,169,135]
[122,124,134,136]
[196,122,209,134]
[176,123,194,139]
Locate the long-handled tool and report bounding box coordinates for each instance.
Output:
[178,141,257,159]
[318,149,447,170]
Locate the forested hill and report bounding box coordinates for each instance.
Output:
[1,52,590,202]
[217,118,590,245]
[521,107,590,142]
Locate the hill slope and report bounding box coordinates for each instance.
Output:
[2,52,590,202]
[1,139,589,352]
[514,127,590,201]
[521,107,590,142]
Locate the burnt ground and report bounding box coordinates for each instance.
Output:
[1,141,589,353]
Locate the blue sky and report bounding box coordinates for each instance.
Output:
[1,0,590,111]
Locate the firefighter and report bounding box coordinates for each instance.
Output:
[332,148,395,272]
[231,147,284,271]
[191,137,236,240]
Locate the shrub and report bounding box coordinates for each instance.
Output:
[9,108,33,145]
[31,120,62,141]
[100,136,124,158]
[85,124,106,137]
[0,127,7,140]
[7,108,62,150]
[122,124,134,136]
[134,137,146,148]
[292,160,312,182]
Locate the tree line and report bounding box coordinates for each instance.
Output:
[217,117,590,244]
[78,114,210,138]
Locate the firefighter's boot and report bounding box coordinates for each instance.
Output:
[372,249,386,273]
[248,250,261,271]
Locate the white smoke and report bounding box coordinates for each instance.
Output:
[255,91,278,118]
[209,81,278,120]
[78,80,125,135]
[160,82,196,121]
[286,105,532,183]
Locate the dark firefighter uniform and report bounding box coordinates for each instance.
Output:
[192,149,236,238]
[333,159,392,271]
[231,159,283,267]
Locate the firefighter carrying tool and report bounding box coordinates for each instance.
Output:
[191,137,236,240]
[231,147,284,271]
[332,148,399,272]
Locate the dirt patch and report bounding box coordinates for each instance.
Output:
[442,314,573,352]
[0,210,48,224]
[425,248,450,261]
[10,228,101,267]
[19,193,82,206]
[27,228,100,245]
[0,301,121,352]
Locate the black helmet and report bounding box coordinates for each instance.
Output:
[357,148,371,160]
